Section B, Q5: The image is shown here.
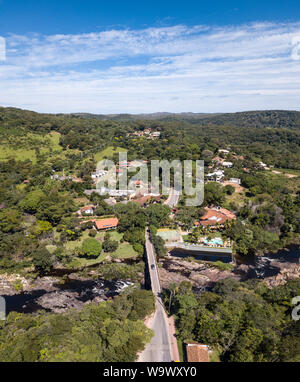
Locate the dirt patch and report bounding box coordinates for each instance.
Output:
[272,170,297,178]
[222,181,244,193]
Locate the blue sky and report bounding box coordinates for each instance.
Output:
[0,0,300,113]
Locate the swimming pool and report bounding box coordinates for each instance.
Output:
[204,237,224,246]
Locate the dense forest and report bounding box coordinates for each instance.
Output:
[164,278,300,362]
[0,288,155,361]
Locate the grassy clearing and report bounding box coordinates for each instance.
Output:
[273,168,300,176]
[225,187,248,208]
[64,229,138,260]
[94,146,127,161]
[69,253,106,268]
[0,146,36,162]
[113,243,138,259]
[0,131,63,163]
[98,230,138,259]
[73,197,90,206]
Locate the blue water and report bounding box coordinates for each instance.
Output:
[204,237,223,245]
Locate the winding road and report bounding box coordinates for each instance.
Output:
[165,187,181,208]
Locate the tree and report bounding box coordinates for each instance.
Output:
[81,238,102,258]
[224,185,235,195]
[32,246,54,273]
[133,243,144,256]
[204,182,225,206]
[145,204,170,227]
[128,289,155,320]
[20,190,45,213]
[102,233,119,253]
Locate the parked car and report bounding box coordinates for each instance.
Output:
[151,264,155,270]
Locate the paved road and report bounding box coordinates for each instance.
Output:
[165,187,180,208]
[137,229,173,362]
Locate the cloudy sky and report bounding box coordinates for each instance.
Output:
[0,1,300,113]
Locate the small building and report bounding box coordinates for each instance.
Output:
[94,217,119,231]
[186,343,210,362]
[259,161,267,168]
[218,149,230,154]
[206,170,224,182]
[221,161,233,168]
[133,194,161,207]
[80,205,95,215]
[51,174,74,181]
[212,156,223,163]
[229,178,241,184]
[91,170,107,180]
[108,189,135,197]
[151,131,161,138]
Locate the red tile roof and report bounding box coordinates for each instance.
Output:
[95,217,119,230]
[81,205,94,212]
[133,194,161,206]
[199,207,236,226]
[186,343,209,362]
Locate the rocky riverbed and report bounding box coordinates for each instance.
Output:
[0,272,135,314]
[159,250,300,293]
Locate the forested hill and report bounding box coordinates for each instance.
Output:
[1,106,300,130]
[72,110,300,129]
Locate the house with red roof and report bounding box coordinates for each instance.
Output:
[94,217,119,231]
[196,206,236,228]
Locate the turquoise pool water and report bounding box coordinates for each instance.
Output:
[204,237,224,245]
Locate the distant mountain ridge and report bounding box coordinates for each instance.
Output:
[71,110,300,129]
[71,111,220,121]
[1,106,300,130]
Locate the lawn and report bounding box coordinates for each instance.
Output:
[98,230,138,259]
[64,229,138,261]
[157,229,181,242]
[94,146,127,162]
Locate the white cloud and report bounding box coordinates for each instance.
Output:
[1,22,300,113]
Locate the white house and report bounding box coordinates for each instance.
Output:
[206,170,224,182]
[80,205,95,215]
[91,170,107,179]
[222,161,233,168]
[218,149,230,154]
[229,178,241,184]
[259,161,267,168]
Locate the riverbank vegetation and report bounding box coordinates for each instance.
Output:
[164,278,300,362]
[0,288,155,362]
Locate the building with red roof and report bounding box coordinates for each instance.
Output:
[196,207,236,227]
[94,217,119,231]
